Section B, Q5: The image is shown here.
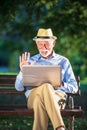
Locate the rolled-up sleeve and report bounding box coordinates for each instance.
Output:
[58,59,78,94]
[15,71,24,91]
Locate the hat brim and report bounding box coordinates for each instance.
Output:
[33,36,57,41]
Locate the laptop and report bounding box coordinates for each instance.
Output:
[22,65,62,88]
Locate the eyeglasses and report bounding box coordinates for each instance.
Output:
[34,38,54,42]
[35,40,54,49]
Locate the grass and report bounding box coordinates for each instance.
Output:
[0,116,33,130]
[0,72,17,75]
[0,114,87,130]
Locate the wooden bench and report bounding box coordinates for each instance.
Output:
[0,74,83,130]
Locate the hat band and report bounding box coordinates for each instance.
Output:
[36,36,53,39]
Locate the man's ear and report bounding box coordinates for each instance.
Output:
[53,40,56,47]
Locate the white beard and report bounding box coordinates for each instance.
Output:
[39,49,52,58]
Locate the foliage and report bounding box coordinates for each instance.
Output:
[81,77,87,84]
[0,0,87,78]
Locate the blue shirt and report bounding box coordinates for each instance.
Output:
[15,52,78,98]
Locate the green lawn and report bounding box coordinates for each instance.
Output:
[0,72,17,75]
[0,114,87,130]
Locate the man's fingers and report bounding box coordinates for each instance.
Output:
[19,56,21,63]
[22,53,25,62]
[24,52,30,61]
[27,52,30,61]
[20,52,30,66]
[25,52,27,60]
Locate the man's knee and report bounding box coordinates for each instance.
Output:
[42,83,53,91]
[33,95,42,109]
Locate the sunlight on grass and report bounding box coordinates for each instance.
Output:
[0,72,18,75]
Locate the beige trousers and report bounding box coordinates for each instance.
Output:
[27,83,67,130]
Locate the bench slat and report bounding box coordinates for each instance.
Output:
[0,75,16,86]
[61,109,83,117]
[0,90,24,94]
[0,106,83,117]
[0,104,83,117]
[0,109,34,116]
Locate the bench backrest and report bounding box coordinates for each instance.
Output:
[0,74,80,95]
[0,74,24,94]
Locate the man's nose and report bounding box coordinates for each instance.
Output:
[39,44,47,49]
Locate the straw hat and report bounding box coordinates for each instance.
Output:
[33,28,57,40]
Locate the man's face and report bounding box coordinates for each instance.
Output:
[35,39,55,58]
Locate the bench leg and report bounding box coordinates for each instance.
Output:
[68,116,74,130]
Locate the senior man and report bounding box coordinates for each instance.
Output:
[15,28,78,130]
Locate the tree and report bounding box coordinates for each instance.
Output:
[0,0,87,77]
